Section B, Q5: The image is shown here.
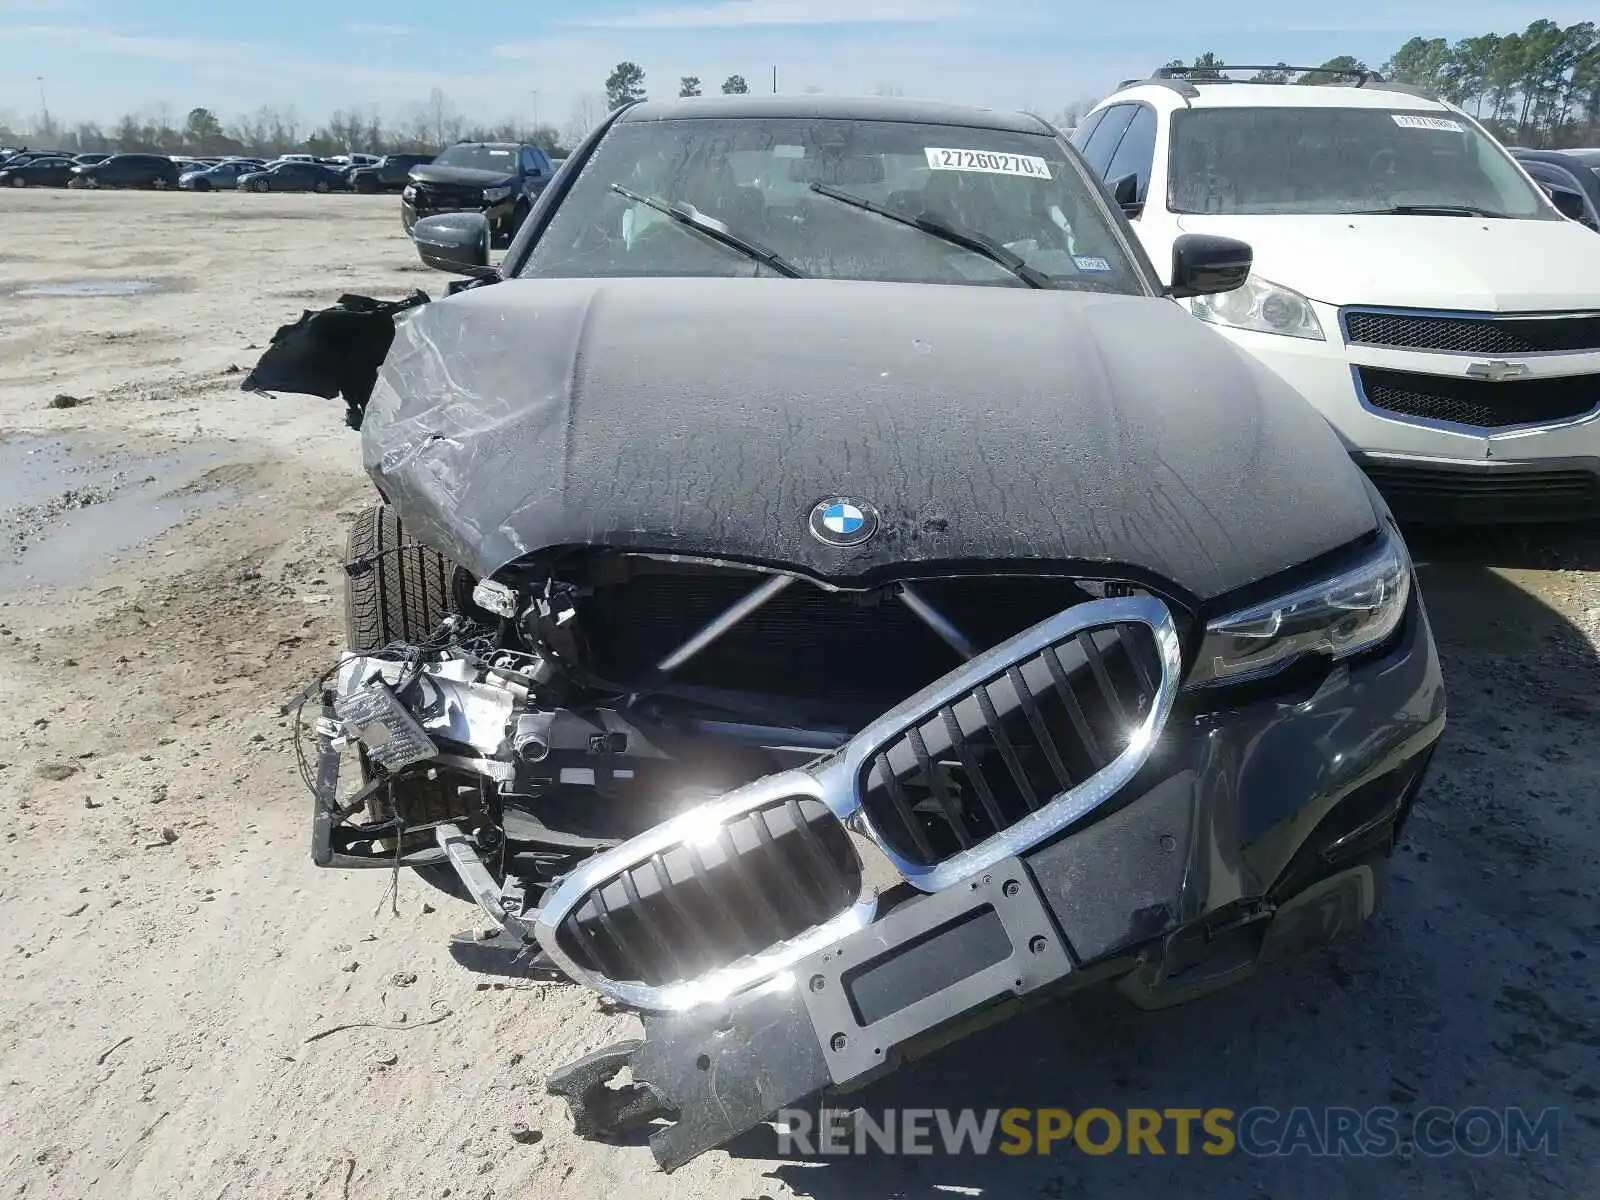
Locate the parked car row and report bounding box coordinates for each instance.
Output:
[0,148,440,193]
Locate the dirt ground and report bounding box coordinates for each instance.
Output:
[0,189,1596,1200]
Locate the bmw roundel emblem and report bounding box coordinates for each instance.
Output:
[808,497,879,547]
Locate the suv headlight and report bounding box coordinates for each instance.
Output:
[1188,526,1411,687]
[1190,276,1324,341]
[482,184,513,203]
[401,184,416,200]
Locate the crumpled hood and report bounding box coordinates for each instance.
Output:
[407,164,514,188]
[362,276,1378,603]
[1175,212,1600,310]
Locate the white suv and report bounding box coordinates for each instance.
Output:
[1071,66,1600,523]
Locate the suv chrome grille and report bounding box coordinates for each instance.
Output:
[1357,366,1599,429]
[1343,309,1600,355]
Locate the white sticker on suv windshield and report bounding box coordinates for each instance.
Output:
[924,148,1052,178]
[1072,255,1112,272]
[1391,114,1463,132]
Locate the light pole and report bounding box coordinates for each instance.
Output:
[36,76,49,130]
[532,90,539,136]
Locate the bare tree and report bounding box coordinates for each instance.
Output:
[565,93,606,145]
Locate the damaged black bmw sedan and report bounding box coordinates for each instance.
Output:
[252,95,1445,1170]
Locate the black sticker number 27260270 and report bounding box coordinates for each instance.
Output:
[934,149,1049,177]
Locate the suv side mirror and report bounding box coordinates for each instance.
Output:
[1547,186,1587,223]
[1169,234,1252,298]
[1110,172,1142,217]
[411,212,495,277]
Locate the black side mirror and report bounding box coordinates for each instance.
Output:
[412,212,495,278]
[1169,233,1252,299]
[1547,187,1587,223]
[1110,172,1142,216]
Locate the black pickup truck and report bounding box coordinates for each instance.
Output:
[348,152,435,194]
[400,141,557,246]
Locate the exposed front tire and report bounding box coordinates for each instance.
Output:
[152,177,170,190]
[9,176,24,188]
[192,179,210,192]
[343,502,476,901]
[355,176,378,194]
[315,180,330,194]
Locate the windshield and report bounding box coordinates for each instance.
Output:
[519,117,1145,292]
[1168,107,1556,219]
[434,144,517,172]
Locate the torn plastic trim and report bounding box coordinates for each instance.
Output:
[535,594,1181,1011]
[333,653,521,759]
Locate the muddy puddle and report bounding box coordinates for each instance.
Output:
[13,279,162,298]
[0,434,236,591]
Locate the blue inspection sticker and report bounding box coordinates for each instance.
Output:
[1073,255,1113,272]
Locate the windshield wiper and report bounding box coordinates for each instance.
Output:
[610,183,806,278]
[808,182,1049,288]
[1346,204,1512,218]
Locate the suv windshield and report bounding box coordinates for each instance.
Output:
[434,144,518,172]
[520,117,1144,292]
[1168,106,1556,219]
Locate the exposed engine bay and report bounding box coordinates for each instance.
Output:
[300,548,1179,984]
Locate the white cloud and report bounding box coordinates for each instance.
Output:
[345,23,418,37]
[569,0,970,29]
[0,24,252,62]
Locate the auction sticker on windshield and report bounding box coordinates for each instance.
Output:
[925,148,1052,178]
[1391,114,1464,132]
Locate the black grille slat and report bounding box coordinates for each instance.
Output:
[647,852,717,965]
[1042,645,1106,767]
[618,868,686,977]
[1008,663,1073,795]
[941,707,1009,831]
[877,752,938,861]
[1076,632,1129,722]
[750,806,827,926]
[974,682,1041,812]
[862,621,1164,867]
[715,824,789,941]
[1119,622,1159,696]
[1358,367,1599,429]
[556,796,862,988]
[1344,309,1600,354]
[907,725,974,847]
[778,799,846,920]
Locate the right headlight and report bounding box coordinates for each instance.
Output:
[1189,275,1325,341]
[1188,527,1411,688]
[401,184,416,200]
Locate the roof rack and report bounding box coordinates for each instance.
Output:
[1152,63,1380,87]
[1115,76,1199,102]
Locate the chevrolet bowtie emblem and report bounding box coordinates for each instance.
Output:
[1465,360,1530,383]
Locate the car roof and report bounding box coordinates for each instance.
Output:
[615,92,1055,135]
[1107,79,1453,113]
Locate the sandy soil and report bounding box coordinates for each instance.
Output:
[0,189,1596,1200]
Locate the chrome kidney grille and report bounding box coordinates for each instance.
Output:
[553,794,862,988]
[858,619,1165,869]
[535,594,1182,1010]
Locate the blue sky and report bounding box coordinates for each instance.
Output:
[0,0,1591,135]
